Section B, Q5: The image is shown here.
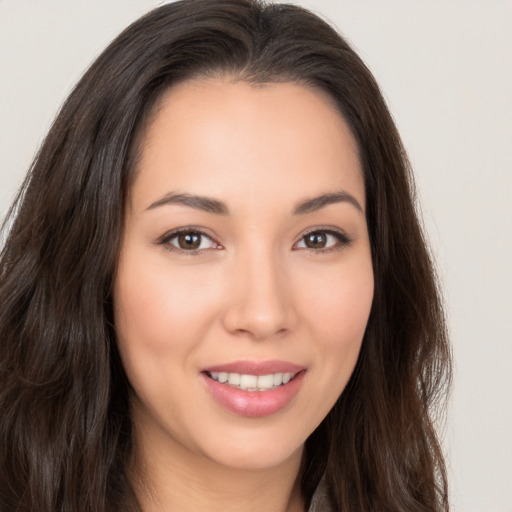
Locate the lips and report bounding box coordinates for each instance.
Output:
[204,360,304,375]
[200,360,306,417]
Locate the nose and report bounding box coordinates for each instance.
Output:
[221,248,298,341]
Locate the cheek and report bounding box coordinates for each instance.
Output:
[298,258,373,392]
[302,260,374,344]
[113,252,221,355]
[112,250,224,417]
[285,256,373,430]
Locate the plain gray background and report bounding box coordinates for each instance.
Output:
[1,1,511,510]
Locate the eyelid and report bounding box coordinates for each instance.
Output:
[157,225,352,256]
[157,226,222,255]
[293,226,353,253]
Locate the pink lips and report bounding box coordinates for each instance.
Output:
[200,360,306,418]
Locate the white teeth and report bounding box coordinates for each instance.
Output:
[208,371,296,391]
[273,372,284,386]
[239,374,257,389]
[257,374,274,390]
[227,373,240,386]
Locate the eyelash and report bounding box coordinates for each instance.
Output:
[297,228,353,254]
[158,227,220,256]
[158,227,352,255]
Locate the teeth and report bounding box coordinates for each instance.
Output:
[239,374,258,389]
[257,374,274,389]
[227,373,240,386]
[273,372,283,386]
[208,371,296,391]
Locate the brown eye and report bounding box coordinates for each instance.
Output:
[161,230,219,253]
[177,232,201,250]
[304,232,328,249]
[295,229,351,252]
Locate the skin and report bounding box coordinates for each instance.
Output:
[113,78,374,512]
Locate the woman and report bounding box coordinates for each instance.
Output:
[0,1,451,511]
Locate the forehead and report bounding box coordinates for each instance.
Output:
[132,78,364,214]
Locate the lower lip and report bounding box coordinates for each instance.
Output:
[201,371,305,418]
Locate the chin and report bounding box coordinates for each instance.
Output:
[198,430,305,471]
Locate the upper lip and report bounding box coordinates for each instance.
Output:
[201,360,305,376]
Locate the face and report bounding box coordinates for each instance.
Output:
[113,78,374,472]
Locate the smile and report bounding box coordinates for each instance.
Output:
[201,362,306,417]
[207,371,296,391]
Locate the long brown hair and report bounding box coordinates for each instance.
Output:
[0,1,451,510]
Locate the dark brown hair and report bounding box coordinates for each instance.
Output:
[0,1,451,510]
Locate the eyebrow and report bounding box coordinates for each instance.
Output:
[146,190,363,215]
[293,191,363,215]
[146,192,229,214]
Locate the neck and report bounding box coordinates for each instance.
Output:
[129,421,305,512]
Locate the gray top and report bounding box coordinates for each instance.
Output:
[308,479,332,512]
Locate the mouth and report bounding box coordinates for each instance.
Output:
[200,361,306,417]
[205,371,297,392]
